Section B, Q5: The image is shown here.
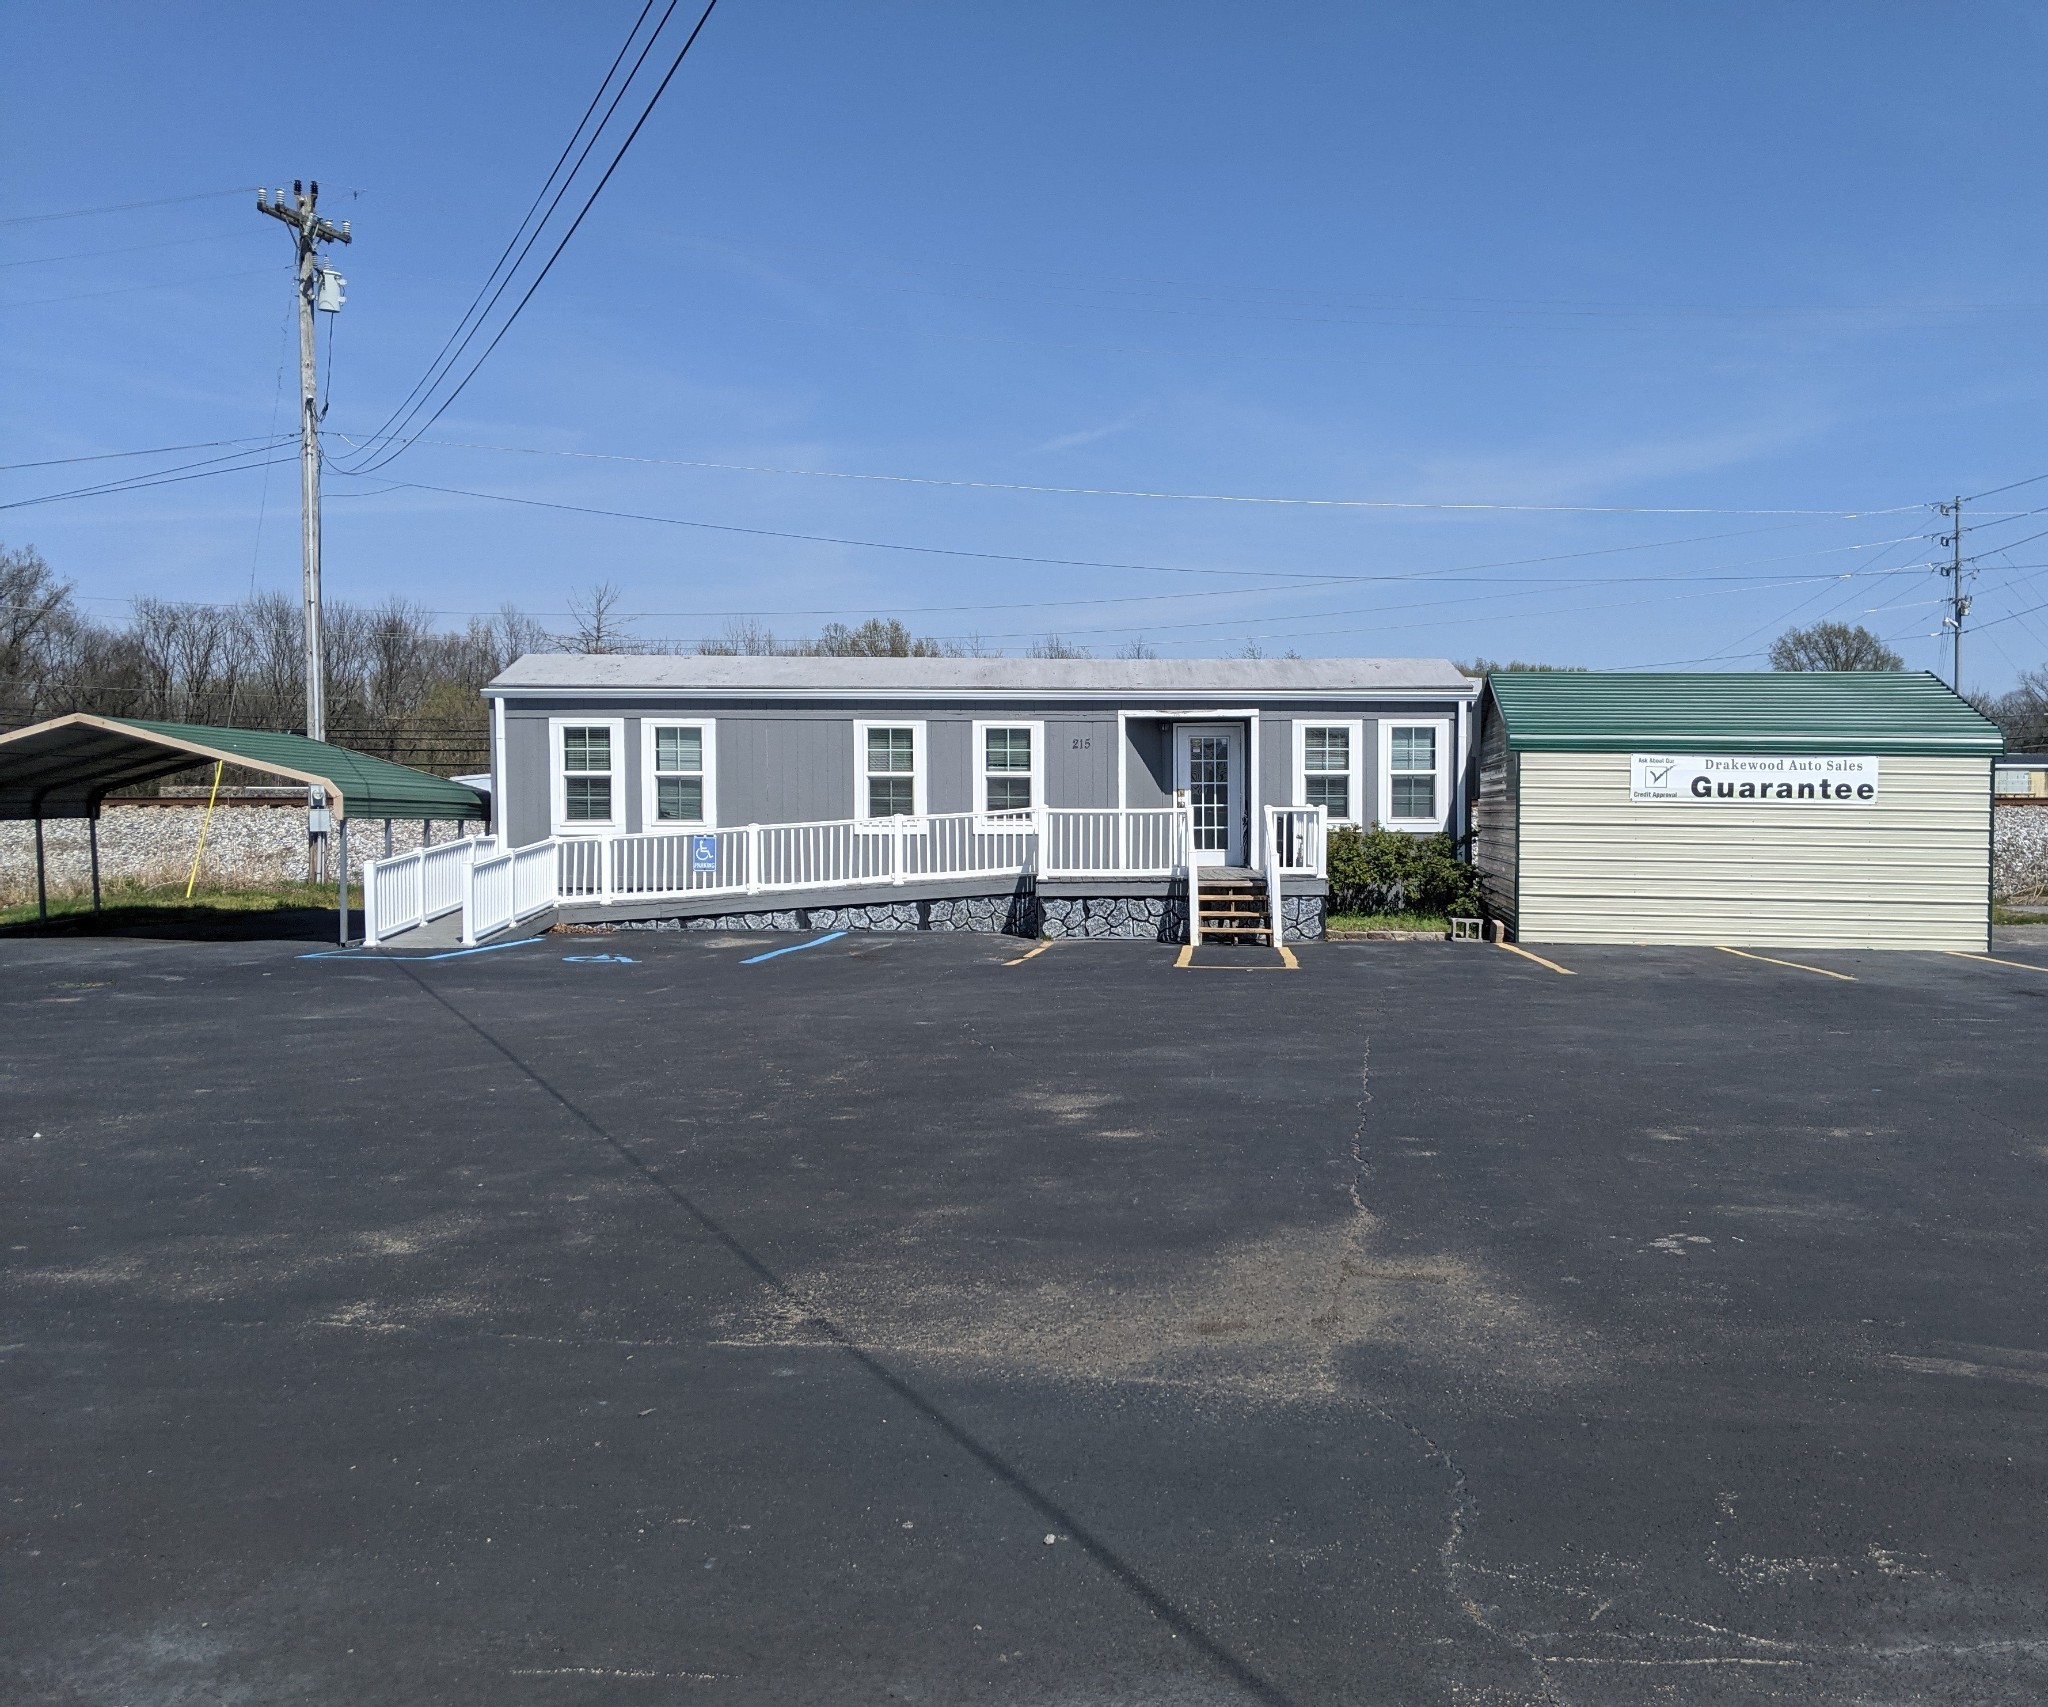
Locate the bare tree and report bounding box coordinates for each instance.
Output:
[0,544,82,724]
[809,617,942,657]
[1027,634,1091,659]
[1768,622,1904,672]
[1117,636,1158,659]
[698,616,784,656]
[1972,665,2048,750]
[564,582,641,654]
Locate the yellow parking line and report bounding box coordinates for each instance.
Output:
[1941,946,2048,971]
[1003,940,1054,966]
[1717,945,1856,982]
[1498,941,1576,976]
[1174,943,1299,971]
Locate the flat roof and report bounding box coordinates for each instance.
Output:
[1487,671,2005,756]
[486,654,1476,697]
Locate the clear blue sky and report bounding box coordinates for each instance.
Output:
[5,1,2047,688]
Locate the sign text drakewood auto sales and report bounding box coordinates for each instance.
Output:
[1629,754,1880,803]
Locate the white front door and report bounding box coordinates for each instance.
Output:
[1174,723,1245,865]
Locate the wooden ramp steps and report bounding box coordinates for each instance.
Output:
[1196,869,1272,945]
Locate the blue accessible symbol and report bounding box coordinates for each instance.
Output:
[690,833,718,874]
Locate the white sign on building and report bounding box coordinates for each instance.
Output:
[1630,754,1880,804]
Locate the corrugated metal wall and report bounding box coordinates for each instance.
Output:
[1517,751,1990,950]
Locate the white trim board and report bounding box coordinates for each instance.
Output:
[1378,716,1453,831]
[1292,718,1366,826]
[852,718,928,821]
[639,717,718,830]
[549,715,626,836]
[970,718,1045,821]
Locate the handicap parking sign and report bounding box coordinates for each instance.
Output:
[690,833,718,874]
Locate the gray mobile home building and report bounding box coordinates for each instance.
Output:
[484,655,1479,938]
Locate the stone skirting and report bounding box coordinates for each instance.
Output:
[559,889,1329,942]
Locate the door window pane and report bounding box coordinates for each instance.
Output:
[1188,734,1230,851]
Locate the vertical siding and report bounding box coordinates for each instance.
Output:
[503,708,554,847]
[1259,718,1293,817]
[1471,709,1517,926]
[1045,712,1120,807]
[498,693,1476,846]
[1124,720,1170,808]
[1517,750,1991,950]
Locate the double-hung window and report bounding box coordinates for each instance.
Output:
[855,720,925,820]
[552,717,624,834]
[643,721,715,827]
[1380,719,1450,829]
[973,721,1043,820]
[1296,720,1363,825]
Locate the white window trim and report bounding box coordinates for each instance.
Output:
[971,719,1044,825]
[550,715,625,836]
[853,718,927,822]
[1294,718,1366,827]
[640,718,718,831]
[1378,716,1452,831]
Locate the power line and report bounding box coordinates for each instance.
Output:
[336,0,665,468]
[0,188,254,227]
[0,228,251,269]
[1964,470,2048,503]
[0,436,283,473]
[333,472,1923,584]
[397,437,1924,518]
[339,0,722,476]
[0,263,279,312]
[0,441,298,512]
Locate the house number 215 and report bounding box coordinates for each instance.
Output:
[1071,737,1091,750]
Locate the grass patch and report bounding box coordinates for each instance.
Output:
[1326,910,1455,933]
[0,879,357,932]
[1995,900,2048,925]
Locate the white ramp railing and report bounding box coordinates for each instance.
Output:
[361,803,1334,947]
[362,834,497,946]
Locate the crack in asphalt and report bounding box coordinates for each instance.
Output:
[1339,1033,1566,1707]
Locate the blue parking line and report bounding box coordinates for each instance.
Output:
[298,937,547,962]
[741,931,848,965]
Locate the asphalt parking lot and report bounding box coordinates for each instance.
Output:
[4,926,2046,1705]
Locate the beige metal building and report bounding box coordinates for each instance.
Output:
[1472,672,2002,951]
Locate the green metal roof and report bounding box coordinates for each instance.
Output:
[0,714,488,821]
[1485,671,2004,756]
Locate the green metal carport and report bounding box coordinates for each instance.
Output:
[0,713,487,942]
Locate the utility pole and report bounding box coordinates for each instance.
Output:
[258,180,349,878]
[1937,495,1970,693]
